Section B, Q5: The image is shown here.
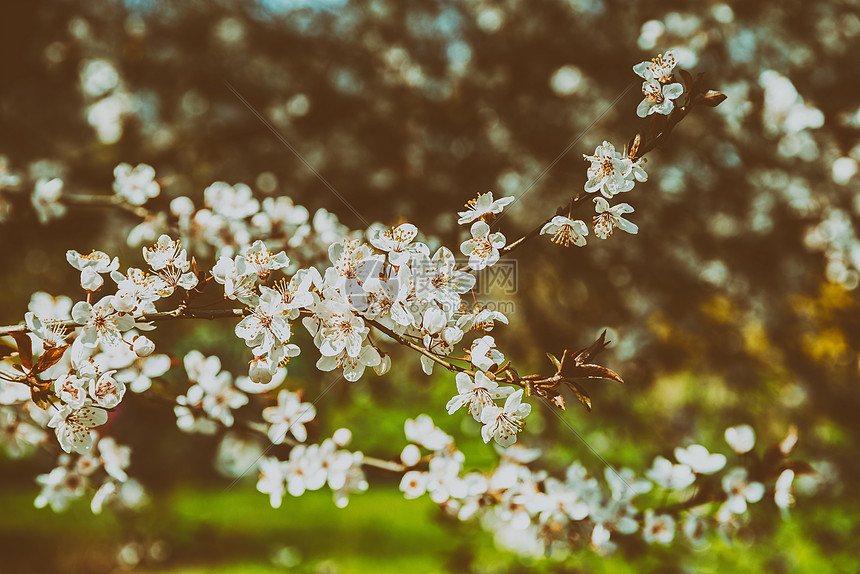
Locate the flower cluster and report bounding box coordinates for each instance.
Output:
[539,51,691,247]
[256,430,367,509]
[396,417,803,558]
[34,437,146,515]
[634,51,684,118]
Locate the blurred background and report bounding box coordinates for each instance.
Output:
[1,0,859,571]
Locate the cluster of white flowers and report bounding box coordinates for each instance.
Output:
[256,429,367,509]
[0,49,814,564]
[34,436,146,515]
[164,181,351,264]
[540,53,680,248]
[395,416,798,558]
[113,163,160,206]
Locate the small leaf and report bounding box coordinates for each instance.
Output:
[570,364,624,384]
[564,380,592,412]
[546,353,561,371]
[571,330,611,365]
[701,90,727,107]
[679,68,693,90]
[34,345,69,373]
[10,331,33,371]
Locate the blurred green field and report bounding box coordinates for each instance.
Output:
[2,483,858,573]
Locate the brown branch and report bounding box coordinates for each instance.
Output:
[61,192,154,220]
[365,317,474,376]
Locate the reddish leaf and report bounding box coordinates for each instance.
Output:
[568,364,624,384]
[10,331,33,371]
[570,330,611,365]
[34,345,69,373]
[701,90,727,107]
[558,331,623,383]
[30,388,52,410]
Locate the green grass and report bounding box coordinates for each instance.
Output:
[3,482,859,574]
[0,484,489,573]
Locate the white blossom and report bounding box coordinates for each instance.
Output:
[48,403,108,454]
[593,197,639,239]
[721,467,765,515]
[446,371,514,421]
[633,51,678,83]
[674,444,727,474]
[725,424,756,453]
[460,221,506,270]
[32,178,66,223]
[72,297,134,349]
[540,216,589,247]
[404,414,452,451]
[646,456,695,490]
[113,163,160,206]
[643,510,676,545]
[457,192,514,225]
[637,80,684,118]
[263,389,316,443]
[480,389,531,447]
[471,336,504,371]
[583,141,635,198]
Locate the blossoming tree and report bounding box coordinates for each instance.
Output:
[0,48,813,566]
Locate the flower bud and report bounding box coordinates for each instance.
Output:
[400,444,421,467]
[133,336,155,357]
[373,354,391,376]
[332,427,352,447]
[249,357,273,384]
[170,196,195,217]
[112,290,136,314]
